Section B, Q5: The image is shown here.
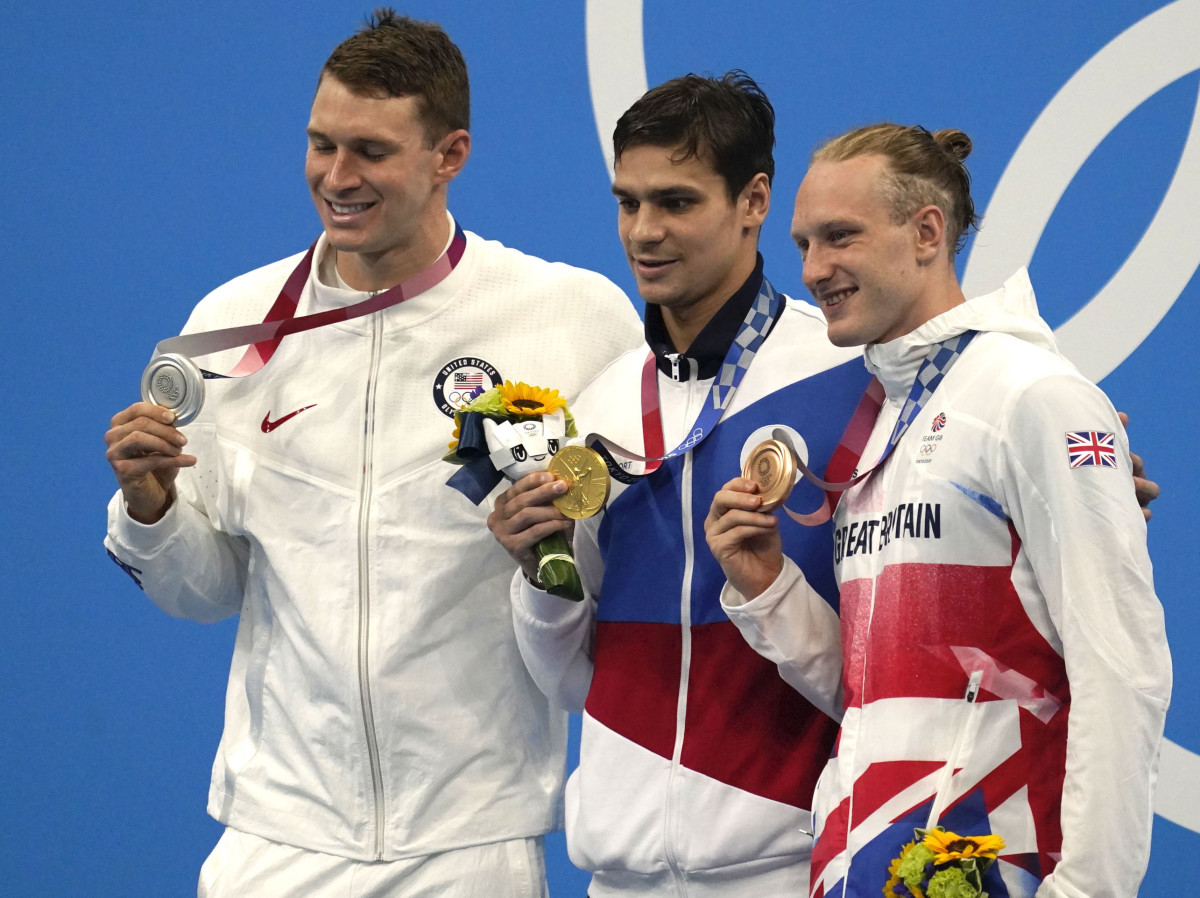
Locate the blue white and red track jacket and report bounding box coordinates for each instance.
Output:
[511,260,868,896]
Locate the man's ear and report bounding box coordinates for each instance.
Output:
[913,204,947,263]
[741,172,771,229]
[435,129,471,184]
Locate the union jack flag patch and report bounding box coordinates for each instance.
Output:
[1066,431,1117,468]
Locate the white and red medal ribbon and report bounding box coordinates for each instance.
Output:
[154,223,467,376]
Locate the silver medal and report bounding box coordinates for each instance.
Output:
[140,352,205,425]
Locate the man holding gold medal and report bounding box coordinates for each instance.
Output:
[102,10,640,897]
[489,72,871,895]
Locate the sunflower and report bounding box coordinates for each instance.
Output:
[500,381,567,417]
[922,829,1005,865]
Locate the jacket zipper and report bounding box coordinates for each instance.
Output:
[663,359,698,895]
[357,310,387,859]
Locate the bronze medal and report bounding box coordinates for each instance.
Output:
[548,445,611,519]
[741,439,797,512]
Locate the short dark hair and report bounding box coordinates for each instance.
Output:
[320,8,469,146]
[814,123,980,255]
[613,71,775,201]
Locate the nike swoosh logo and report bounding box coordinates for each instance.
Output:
[261,405,317,433]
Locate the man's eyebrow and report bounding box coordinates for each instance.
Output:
[304,129,397,149]
[611,185,698,200]
[796,218,859,238]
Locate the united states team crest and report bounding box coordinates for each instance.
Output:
[432,357,502,417]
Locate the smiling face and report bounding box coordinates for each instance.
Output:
[612,142,768,350]
[482,413,566,480]
[791,154,943,348]
[305,75,468,291]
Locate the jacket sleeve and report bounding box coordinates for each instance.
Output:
[101,264,297,623]
[510,510,604,713]
[721,556,845,720]
[998,373,1170,898]
[104,476,249,623]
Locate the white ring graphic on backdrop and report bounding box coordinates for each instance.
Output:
[586,0,1200,831]
[961,0,1200,829]
[586,0,649,176]
[962,0,1200,384]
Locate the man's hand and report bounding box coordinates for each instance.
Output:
[704,477,784,601]
[1118,411,1160,521]
[105,402,196,524]
[488,472,573,584]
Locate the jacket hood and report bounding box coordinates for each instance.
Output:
[865,268,1058,403]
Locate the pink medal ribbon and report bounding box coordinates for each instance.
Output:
[141,224,467,423]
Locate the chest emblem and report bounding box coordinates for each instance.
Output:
[916,410,947,464]
[433,357,502,418]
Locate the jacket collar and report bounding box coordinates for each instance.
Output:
[644,254,777,380]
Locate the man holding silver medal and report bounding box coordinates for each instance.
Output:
[102,10,640,897]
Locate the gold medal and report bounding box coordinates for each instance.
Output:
[548,445,611,519]
[741,439,797,512]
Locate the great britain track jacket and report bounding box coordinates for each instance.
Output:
[723,271,1171,898]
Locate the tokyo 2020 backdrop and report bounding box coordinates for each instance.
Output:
[2,1,1197,893]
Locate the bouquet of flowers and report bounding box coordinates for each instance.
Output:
[444,381,584,601]
[884,827,1005,898]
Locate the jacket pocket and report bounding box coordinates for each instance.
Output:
[926,669,984,828]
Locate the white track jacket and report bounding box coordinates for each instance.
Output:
[105,224,642,861]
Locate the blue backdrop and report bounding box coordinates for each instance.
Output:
[3,1,1198,893]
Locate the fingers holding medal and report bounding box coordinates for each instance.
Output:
[140,352,205,426]
[547,445,610,519]
[741,438,797,512]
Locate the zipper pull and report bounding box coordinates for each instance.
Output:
[964,669,983,703]
[666,352,681,381]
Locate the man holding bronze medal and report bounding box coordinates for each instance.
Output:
[488,73,873,895]
[102,10,640,896]
[705,125,1170,897]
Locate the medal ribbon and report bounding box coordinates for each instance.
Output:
[588,277,784,482]
[780,329,979,525]
[152,223,467,376]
